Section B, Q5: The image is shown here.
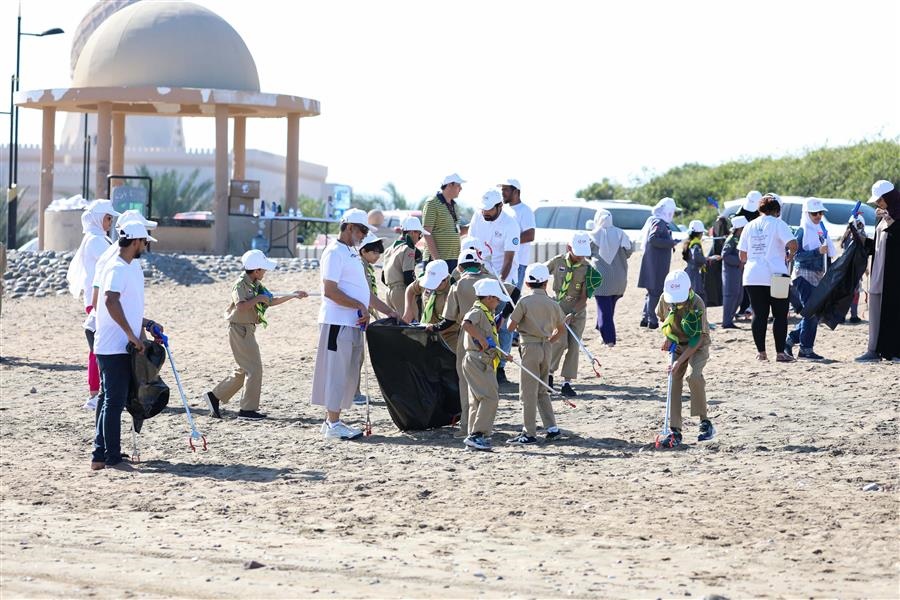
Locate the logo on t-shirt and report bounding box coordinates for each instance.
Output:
[512,237,519,245]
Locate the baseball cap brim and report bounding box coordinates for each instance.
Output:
[663,287,689,303]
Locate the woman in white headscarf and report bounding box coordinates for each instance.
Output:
[588,208,632,345]
[784,198,836,360]
[637,197,679,328]
[66,199,120,407]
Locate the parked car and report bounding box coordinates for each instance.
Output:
[378,209,423,246]
[533,199,684,250]
[721,197,876,241]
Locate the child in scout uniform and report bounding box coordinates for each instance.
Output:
[353,232,385,405]
[506,263,567,445]
[401,260,458,347]
[546,232,602,397]
[460,278,512,451]
[204,249,307,420]
[721,216,747,328]
[428,249,490,437]
[655,270,716,446]
[382,216,428,313]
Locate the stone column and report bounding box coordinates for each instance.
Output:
[232,116,246,180]
[214,104,230,254]
[37,107,56,250]
[95,102,112,200]
[285,113,299,212]
[111,112,126,185]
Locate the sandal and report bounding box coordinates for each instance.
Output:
[756,352,768,361]
[776,352,796,363]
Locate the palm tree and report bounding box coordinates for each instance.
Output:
[0,186,38,247]
[134,166,214,218]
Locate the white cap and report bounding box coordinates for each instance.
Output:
[460,235,486,256]
[442,172,466,186]
[473,278,510,301]
[496,178,521,190]
[85,199,120,217]
[478,190,503,211]
[742,190,762,212]
[569,232,592,257]
[421,260,449,290]
[119,222,157,243]
[400,215,429,234]
[663,270,691,303]
[524,263,550,283]
[457,248,483,265]
[762,192,783,206]
[241,249,277,271]
[688,219,705,234]
[360,232,384,248]
[340,208,371,228]
[116,209,157,229]
[868,179,894,204]
[731,215,748,229]
[805,197,828,213]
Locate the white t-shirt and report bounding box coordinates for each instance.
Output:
[503,202,536,265]
[95,257,145,355]
[319,240,371,326]
[737,215,795,286]
[467,211,521,283]
[80,234,111,308]
[92,243,120,290]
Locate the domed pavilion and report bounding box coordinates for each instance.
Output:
[16,0,320,253]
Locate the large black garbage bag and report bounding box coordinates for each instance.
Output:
[365,318,460,431]
[801,233,869,330]
[127,340,170,433]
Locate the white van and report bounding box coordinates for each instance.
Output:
[721,197,876,241]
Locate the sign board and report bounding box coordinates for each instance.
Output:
[111,185,150,215]
[230,180,260,199]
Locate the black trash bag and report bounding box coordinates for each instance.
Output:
[801,232,869,330]
[365,318,460,431]
[127,340,170,433]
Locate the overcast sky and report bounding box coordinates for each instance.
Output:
[2,0,898,206]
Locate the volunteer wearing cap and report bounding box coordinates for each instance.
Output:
[65,199,121,409]
[401,260,458,347]
[857,180,900,361]
[204,250,307,420]
[784,198,837,360]
[311,209,399,440]
[682,219,721,304]
[546,232,597,397]
[422,173,465,271]
[499,179,535,289]
[637,197,679,329]
[588,208,633,346]
[721,216,748,328]
[431,249,491,436]
[353,231,387,406]
[655,270,715,447]
[737,193,798,362]
[734,191,763,316]
[382,216,427,313]
[506,263,567,445]
[91,222,162,470]
[460,278,513,451]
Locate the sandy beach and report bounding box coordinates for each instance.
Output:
[1,252,897,599]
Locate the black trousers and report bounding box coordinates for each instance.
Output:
[746,285,789,354]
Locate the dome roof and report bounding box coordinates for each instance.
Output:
[72,1,260,92]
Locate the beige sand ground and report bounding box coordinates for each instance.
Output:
[1,253,898,599]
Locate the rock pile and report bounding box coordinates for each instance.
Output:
[2,250,320,299]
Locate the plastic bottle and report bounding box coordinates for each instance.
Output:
[259,200,266,216]
[271,201,277,215]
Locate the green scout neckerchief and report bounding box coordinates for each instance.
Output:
[365,262,378,295]
[476,300,501,372]
[660,290,703,347]
[239,278,269,328]
[557,256,578,301]
[422,291,437,323]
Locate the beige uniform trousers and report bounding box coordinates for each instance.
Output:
[669,341,710,430]
[386,283,405,314]
[212,323,262,411]
[518,340,557,436]
[454,334,469,433]
[463,350,499,436]
[550,309,586,380]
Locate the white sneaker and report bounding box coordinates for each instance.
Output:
[83,394,98,410]
[322,420,363,440]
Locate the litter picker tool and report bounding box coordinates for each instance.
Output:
[655,341,678,449]
[358,310,372,437]
[507,355,576,409]
[151,326,208,452]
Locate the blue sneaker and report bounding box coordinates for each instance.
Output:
[698,420,716,442]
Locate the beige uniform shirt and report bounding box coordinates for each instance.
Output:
[442,271,490,324]
[655,293,711,348]
[224,274,261,324]
[409,278,450,323]
[382,243,418,288]
[546,255,589,314]
[463,304,495,353]
[509,289,566,343]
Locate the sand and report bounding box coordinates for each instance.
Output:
[1,253,898,599]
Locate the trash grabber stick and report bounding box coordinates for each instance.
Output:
[507,356,576,409]
[358,310,372,437]
[655,342,677,449]
[564,322,602,377]
[152,327,207,452]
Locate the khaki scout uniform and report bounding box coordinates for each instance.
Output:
[509,289,566,436]
[655,293,711,430]
[546,255,589,380]
[212,274,265,411]
[442,270,490,432]
[462,304,501,436]
[410,277,458,348]
[382,241,418,313]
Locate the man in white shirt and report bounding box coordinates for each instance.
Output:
[499,179,536,289]
[311,209,399,440]
[92,222,162,471]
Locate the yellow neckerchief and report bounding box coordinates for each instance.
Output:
[688,237,706,273]
[557,255,580,301]
[238,277,269,328]
[422,292,437,323]
[364,262,378,295]
[475,300,500,371]
[660,290,703,347]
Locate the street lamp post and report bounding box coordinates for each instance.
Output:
[4,6,62,249]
